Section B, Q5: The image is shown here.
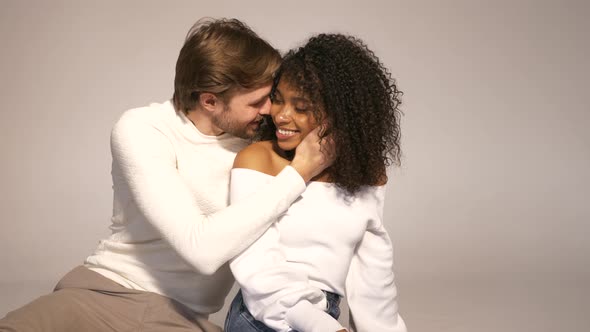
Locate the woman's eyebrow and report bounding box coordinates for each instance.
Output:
[289,96,309,104]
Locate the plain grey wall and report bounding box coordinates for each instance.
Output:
[1,1,589,331]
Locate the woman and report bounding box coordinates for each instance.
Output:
[225,33,406,332]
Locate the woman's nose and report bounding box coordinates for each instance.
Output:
[274,107,291,123]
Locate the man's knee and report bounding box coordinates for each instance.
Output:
[0,290,79,331]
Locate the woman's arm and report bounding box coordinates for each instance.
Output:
[229,151,345,332]
[344,205,407,332]
[230,216,341,332]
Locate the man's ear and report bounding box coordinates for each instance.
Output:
[199,92,219,113]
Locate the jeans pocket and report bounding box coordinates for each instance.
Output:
[225,290,275,332]
[324,291,342,320]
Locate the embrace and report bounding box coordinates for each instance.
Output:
[1,18,406,332]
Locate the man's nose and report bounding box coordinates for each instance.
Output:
[259,98,271,115]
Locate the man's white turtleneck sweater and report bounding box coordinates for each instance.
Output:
[84,101,306,314]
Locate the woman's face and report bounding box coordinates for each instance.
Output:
[270,79,321,151]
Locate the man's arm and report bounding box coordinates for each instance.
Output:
[290,127,334,181]
[111,112,330,275]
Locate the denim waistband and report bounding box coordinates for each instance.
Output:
[324,290,341,306]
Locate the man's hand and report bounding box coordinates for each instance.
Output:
[290,126,335,182]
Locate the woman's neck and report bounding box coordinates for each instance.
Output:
[271,141,332,182]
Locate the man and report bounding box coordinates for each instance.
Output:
[0,18,332,331]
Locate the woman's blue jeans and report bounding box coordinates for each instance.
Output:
[224,290,341,332]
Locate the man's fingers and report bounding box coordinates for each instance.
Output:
[319,134,336,164]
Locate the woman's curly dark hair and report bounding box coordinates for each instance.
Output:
[260,33,403,195]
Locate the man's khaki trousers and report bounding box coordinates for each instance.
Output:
[0,266,223,332]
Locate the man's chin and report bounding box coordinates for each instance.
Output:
[227,128,255,140]
[244,124,261,139]
[223,121,260,139]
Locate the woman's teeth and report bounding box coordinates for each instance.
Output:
[278,129,297,136]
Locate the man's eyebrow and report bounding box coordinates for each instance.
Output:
[249,94,270,105]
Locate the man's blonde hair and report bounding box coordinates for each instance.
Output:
[173,18,281,113]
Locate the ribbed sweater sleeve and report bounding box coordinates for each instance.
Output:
[344,203,407,332]
[110,111,306,275]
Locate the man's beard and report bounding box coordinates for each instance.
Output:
[211,105,260,139]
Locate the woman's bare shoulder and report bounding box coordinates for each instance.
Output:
[232,141,281,175]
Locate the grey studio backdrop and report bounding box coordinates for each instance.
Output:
[1,1,588,331]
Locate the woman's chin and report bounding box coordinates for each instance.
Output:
[276,140,299,152]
